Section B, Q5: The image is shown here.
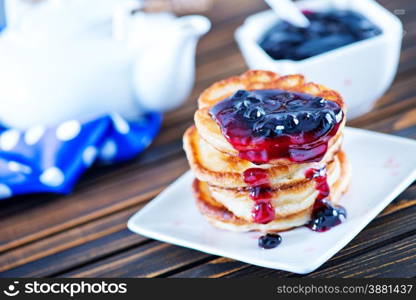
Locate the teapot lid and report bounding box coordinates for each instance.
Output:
[6,0,136,41]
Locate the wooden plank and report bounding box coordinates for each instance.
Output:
[306,234,416,278]
[353,97,416,138]
[201,0,268,26]
[1,182,412,277]
[196,2,268,57]
[0,229,146,278]
[0,179,411,277]
[170,184,416,278]
[4,181,410,278]
[0,205,146,276]
[223,235,416,278]
[0,157,189,252]
[59,241,214,278]
[171,257,261,278]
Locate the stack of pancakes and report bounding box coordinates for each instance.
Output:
[183,70,351,232]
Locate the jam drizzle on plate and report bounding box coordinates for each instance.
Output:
[258,233,282,249]
[305,167,346,232]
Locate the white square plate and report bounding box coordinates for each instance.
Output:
[128,127,416,274]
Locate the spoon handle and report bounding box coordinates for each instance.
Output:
[265,0,310,27]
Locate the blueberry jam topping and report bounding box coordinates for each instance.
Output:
[258,233,282,249]
[305,167,347,232]
[209,89,343,164]
[259,10,382,61]
[243,168,275,224]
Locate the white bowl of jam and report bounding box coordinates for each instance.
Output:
[235,0,403,119]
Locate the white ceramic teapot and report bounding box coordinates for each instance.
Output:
[0,0,211,129]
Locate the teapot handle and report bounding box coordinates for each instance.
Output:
[112,0,143,41]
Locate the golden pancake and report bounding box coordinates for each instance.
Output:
[194,70,346,165]
[209,151,346,221]
[194,178,313,232]
[183,125,343,189]
[184,70,351,234]
[193,151,351,232]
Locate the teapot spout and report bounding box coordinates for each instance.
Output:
[132,15,211,112]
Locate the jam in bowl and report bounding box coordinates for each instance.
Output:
[259,9,382,61]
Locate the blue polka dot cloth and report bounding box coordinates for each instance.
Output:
[0,113,162,199]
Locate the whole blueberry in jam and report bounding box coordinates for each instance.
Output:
[258,233,282,249]
[307,203,347,232]
[259,10,382,61]
[209,89,343,164]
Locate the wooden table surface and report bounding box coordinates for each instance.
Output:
[1,0,415,278]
